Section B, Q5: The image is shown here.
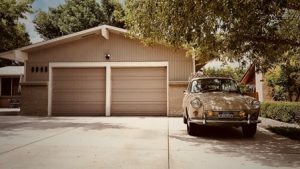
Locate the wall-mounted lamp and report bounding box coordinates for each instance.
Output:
[105,53,111,60]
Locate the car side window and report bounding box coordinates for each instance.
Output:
[191,80,200,93]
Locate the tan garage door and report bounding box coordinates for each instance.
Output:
[52,68,105,116]
[111,67,167,116]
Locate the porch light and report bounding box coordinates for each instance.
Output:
[105,53,111,60]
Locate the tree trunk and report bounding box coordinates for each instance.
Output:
[288,91,293,102]
[296,92,300,102]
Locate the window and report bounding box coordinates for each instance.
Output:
[1,77,20,96]
[1,78,11,96]
[190,78,239,93]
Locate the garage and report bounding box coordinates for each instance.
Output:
[52,68,106,116]
[111,67,167,116]
[10,25,193,116]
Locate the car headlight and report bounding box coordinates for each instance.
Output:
[190,98,202,109]
[251,100,260,109]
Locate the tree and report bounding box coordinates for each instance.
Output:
[34,0,106,40]
[202,66,246,81]
[102,0,125,28]
[34,0,125,40]
[0,0,32,66]
[125,0,300,72]
[266,57,300,101]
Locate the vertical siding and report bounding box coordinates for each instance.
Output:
[27,33,193,82]
[21,85,48,116]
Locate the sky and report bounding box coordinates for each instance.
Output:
[19,0,65,43]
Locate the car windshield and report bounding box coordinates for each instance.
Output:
[190,78,239,93]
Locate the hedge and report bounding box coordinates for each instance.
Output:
[260,102,300,124]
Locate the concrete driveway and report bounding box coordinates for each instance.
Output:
[0,116,299,169]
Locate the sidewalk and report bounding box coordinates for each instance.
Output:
[0,108,20,115]
[259,117,300,128]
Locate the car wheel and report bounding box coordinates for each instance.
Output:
[187,121,197,136]
[183,116,187,124]
[242,124,257,138]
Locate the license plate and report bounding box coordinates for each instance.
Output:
[218,112,234,119]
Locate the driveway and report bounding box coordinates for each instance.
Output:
[0,116,299,169]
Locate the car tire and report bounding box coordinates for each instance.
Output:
[183,116,187,124]
[187,121,197,136]
[242,124,257,138]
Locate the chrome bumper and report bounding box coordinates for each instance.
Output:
[190,119,261,125]
[190,114,261,125]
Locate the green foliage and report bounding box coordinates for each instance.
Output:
[102,0,125,28]
[125,0,300,71]
[0,0,32,53]
[34,0,125,40]
[266,58,300,101]
[202,66,246,81]
[261,102,300,124]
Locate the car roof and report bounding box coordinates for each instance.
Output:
[191,76,234,81]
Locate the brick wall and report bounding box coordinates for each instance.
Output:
[169,84,187,116]
[20,85,48,116]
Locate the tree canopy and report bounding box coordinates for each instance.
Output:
[125,0,300,72]
[102,0,125,28]
[0,0,32,66]
[0,0,32,53]
[34,0,125,40]
[203,66,246,81]
[266,57,300,101]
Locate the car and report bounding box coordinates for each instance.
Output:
[182,75,261,137]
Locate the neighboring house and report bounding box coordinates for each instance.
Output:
[0,66,23,108]
[0,25,194,116]
[240,64,272,102]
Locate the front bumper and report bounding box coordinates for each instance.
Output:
[189,114,261,127]
[190,119,261,126]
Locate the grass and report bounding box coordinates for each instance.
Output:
[267,126,300,141]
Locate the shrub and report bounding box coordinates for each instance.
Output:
[260,102,300,124]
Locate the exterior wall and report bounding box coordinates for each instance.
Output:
[23,33,193,116]
[255,72,264,101]
[0,96,20,108]
[262,75,273,101]
[169,84,188,116]
[27,34,192,82]
[21,84,48,116]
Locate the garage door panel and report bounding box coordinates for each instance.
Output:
[111,102,166,115]
[53,68,105,77]
[112,68,166,77]
[52,68,105,116]
[54,80,105,89]
[53,92,105,102]
[111,67,167,116]
[112,92,166,102]
[52,103,104,116]
[112,79,166,89]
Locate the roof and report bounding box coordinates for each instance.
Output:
[189,71,233,81]
[0,25,128,62]
[0,66,24,76]
[240,64,255,84]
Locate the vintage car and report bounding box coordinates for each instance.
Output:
[182,76,261,137]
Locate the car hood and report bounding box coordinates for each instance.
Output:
[192,92,252,111]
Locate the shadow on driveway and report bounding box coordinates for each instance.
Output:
[170,126,300,168]
[0,118,128,137]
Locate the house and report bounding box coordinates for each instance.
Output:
[0,66,23,108]
[0,25,194,116]
[240,64,272,101]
